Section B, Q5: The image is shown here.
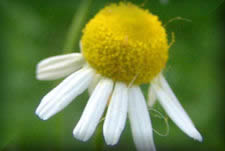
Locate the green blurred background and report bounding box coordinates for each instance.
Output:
[0,0,225,150]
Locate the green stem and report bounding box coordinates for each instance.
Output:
[64,1,105,150]
[64,0,93,52]
[63,0,105,150]
[94,122,104,151]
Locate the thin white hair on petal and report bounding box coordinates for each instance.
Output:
[164,16,192,27]
[152,74,203,142]
[148,107,170,137]
[128,73,139,88]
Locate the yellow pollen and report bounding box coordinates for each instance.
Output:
[81,2,169,85]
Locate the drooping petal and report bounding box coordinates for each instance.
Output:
[35,67,94,120]
[36,53,85,80]
[151,74,203,142]
[73,78,113,141]
[128,86,156,151]
[88,74,101,95]
[148,85,157,107]
[103,82,128,145]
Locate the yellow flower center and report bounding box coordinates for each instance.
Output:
[81,2,169,85]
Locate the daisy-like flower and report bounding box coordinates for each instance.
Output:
[36,2,202,151]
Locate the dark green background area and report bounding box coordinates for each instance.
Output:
[0,0,224,151]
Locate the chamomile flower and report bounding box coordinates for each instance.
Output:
[35,2,202,151]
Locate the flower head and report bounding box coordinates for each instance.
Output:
[35,2,202,151]
[82,2,168,84]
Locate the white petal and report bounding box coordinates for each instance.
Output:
[73,78,113,141]
[128,86,156,151]
[103,82,128,145]
[148,85,157,107]
[35,67,94,120]
[88,74,101,95]
[151,74,203,142]
[36,53,85,80]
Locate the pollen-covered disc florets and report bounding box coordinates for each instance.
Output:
[82,2,169,85]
